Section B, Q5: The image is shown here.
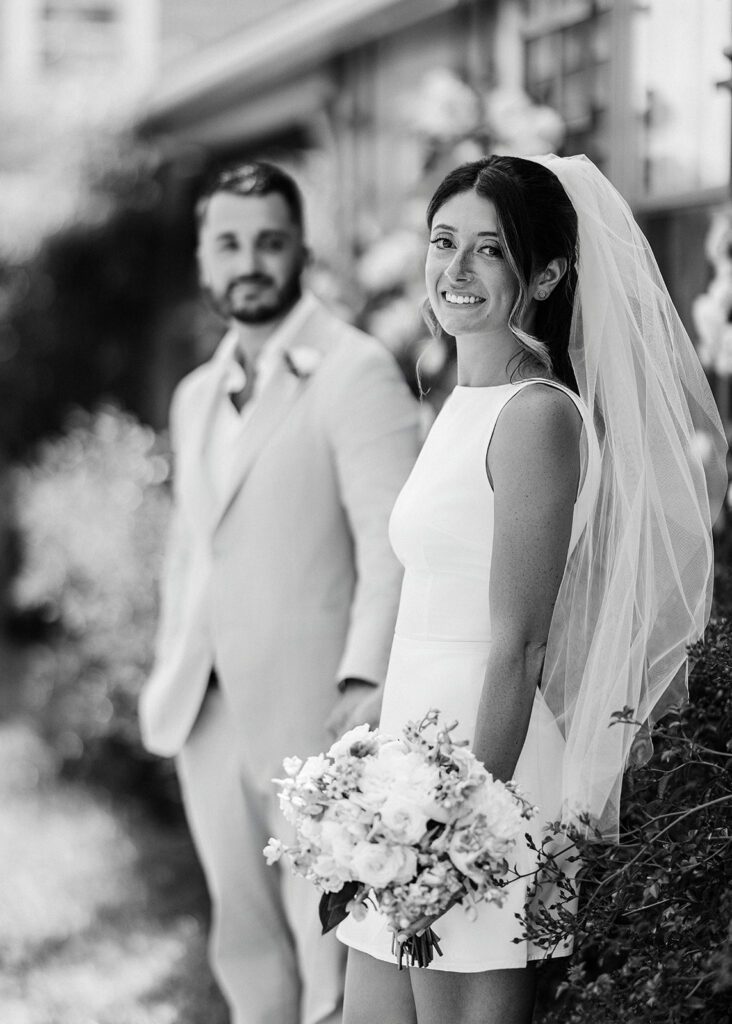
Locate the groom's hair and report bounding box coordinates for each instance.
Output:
[195,161,304,232]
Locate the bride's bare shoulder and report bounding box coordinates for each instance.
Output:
[490,381,582,476]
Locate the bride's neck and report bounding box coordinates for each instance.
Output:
[455,335,548,388]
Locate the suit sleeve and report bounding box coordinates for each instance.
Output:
[152,384,193,668]
[324,341,421,687]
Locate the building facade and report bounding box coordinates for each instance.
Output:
[134,0,732,420]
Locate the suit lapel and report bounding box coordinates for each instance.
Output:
[179,331,238,532]
[213,354,303,529]
[187,298,336,534]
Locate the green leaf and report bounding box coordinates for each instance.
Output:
[318,882,360,935]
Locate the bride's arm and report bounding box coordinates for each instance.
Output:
[472,385,581,780]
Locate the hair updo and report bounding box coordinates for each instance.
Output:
[425,155,579,391]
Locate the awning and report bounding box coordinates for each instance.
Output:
[138,0,463,136]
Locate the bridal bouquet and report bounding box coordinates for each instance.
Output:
[264,709,535,968]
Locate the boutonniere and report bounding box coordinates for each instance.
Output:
[284,346,322,379]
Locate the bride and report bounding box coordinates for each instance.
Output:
[336,155,726,1024]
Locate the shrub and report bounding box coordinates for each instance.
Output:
[9,405,179,811]
[534,611,732,1023]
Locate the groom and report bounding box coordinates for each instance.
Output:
[139,162,420,1024]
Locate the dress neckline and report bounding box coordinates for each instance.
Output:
[453,383,513,391]
[453,378,561,392]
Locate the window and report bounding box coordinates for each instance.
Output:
[524,0,732,203]
[524,0,613,174]
[633,0,731,201]
[40,1,121,72]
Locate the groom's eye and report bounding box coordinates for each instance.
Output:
[215,237,239,253]
[258,233,289,253]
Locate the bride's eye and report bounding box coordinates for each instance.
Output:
[478,244,503,259]
[430,236,454,250]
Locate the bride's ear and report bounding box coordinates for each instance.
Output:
[531,258,568,301]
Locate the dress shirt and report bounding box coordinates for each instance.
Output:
[207,292,318,504]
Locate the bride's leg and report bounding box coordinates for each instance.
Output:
[410,964,536,1024]
[343,949,417,1024]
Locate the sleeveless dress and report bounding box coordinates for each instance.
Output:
[336,379,600,972]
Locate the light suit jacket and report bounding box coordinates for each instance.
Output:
[139,298,421,780]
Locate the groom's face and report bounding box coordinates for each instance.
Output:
[197,190,307,325]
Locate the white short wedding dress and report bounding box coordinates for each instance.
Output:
[337,378,600,972]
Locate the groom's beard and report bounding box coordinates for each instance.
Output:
[210,268,303,325]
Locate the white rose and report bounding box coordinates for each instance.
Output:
[361,743,442,822]
[378,796,429,845]
[447,833,485,883]
[350,842,418,889]
[469,782,525,843]
[318,819,364,866]
[311,853,353,890]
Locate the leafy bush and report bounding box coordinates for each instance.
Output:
[9,405,179,811]
[534,610,732,1023]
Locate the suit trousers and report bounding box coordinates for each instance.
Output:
[177,687,345,1024]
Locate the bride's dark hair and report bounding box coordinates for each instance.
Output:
[424,155,579,392]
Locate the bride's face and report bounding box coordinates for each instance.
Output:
[425,190,519,340]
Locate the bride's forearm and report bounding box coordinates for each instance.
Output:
[472,639,546,782]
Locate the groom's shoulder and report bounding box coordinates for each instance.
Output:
[172,357,216,403]
[315,302,400,378]
[166,358,217,432]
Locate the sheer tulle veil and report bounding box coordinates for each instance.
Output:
[528,154,728,839]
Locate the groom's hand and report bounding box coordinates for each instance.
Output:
[325,678,383,739]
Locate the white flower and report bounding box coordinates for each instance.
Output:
[327,723,379,760]
[346,897,369,922]
[378,795,429,845]
[366,297,423,355]
[311,853,354,890]
[297,753,330,782]
[410,68,481,140]
[263,837,285,865]
[350,841,418,889]
[318,818,367,862]
[356,230,425,294]
[282,756,303,778]
[284,346,322,378]
[468,779,527,841]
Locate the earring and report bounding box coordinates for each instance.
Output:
[536,288,548,300]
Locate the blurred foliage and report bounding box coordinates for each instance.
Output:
[532,607,732,1023]
[8,405,179,813]
[0,136,164,461]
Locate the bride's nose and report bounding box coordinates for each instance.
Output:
[445,248,473,285]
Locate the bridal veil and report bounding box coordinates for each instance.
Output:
[529,154,728,839]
